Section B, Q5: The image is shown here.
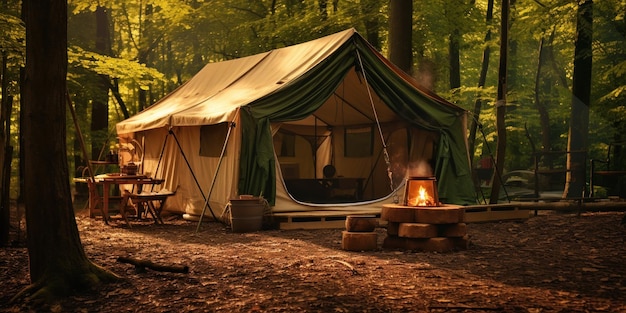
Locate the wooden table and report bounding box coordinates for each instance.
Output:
[75,174,164,224]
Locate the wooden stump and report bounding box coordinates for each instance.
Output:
[345,215,378,232]
[341,231,378,251]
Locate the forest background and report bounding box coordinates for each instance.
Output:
[1,0,625,203]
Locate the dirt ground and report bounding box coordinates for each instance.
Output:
[1,205,625,312]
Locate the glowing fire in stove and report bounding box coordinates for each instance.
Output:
[404,176,439,207]
[415,186,433,206]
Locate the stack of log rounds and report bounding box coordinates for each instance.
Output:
[381,204,469,252]
[341,215,378,251]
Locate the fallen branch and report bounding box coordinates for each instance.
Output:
[117,256,189,274]
[331,259,359,275]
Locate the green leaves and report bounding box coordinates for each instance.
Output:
[0,12,25,57]
[68,46,166,87]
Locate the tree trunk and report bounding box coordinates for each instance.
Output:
[90,6,111,161]
[564,0,593,198]
[16,0,117,303]
[137,4,155,111]
[361,0,382,50]
[0,52,9,246]
[389,0,413,74]
[489,0,509,204]
[534,37,552,164]
[106,78,130,119]
[543,29,570,169]
[449,28,461,90]
[319,0,328,20]
[467,0,494,161]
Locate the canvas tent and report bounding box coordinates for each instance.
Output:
[116,28,476,220]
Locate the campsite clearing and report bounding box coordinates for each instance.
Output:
[1,208,625,312]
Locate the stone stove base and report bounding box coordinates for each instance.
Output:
[380,204,469,252]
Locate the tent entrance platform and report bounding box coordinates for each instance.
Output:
[268,201,626,230]
[463,203,532,223]
[271,204,535,230]
[272,209,380,230]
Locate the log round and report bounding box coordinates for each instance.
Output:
[341,231,378,251]
[345,215,378,232]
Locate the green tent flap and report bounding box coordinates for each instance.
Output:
[350,38,474,204]
[241,34,475,205]
[238,110,276,202]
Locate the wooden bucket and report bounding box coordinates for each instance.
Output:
[229,197,265,233]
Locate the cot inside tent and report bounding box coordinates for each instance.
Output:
[116,28,476,219]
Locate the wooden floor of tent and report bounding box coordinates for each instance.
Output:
[270,200,626,230]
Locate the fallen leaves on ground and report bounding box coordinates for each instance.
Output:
[1,209,625,312]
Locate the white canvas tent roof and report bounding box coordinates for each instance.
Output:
[118,30,359,132]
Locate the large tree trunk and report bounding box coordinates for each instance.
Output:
[564,0,593,198]
[489,0,509,204]
[389,0,413,74]
[16,0,117,303]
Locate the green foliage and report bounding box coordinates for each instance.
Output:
[68,46,165,88]
[0,12,25,60]
[1,0,625,196]
[458,0,626,174]
[68,0,626,177]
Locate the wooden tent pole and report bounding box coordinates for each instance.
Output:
[148,132,170,192]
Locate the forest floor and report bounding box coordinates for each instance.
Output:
[1,203,625,312]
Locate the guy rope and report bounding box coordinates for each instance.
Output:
[355,49,394,193]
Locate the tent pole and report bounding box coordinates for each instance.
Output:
[168,129,220,223]
[314,117,317,178]
[148,131,170,192]
[196,119,236,232]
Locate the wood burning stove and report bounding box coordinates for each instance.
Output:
[404,176,439,207]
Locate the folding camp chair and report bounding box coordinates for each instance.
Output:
[120,189,176,225]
